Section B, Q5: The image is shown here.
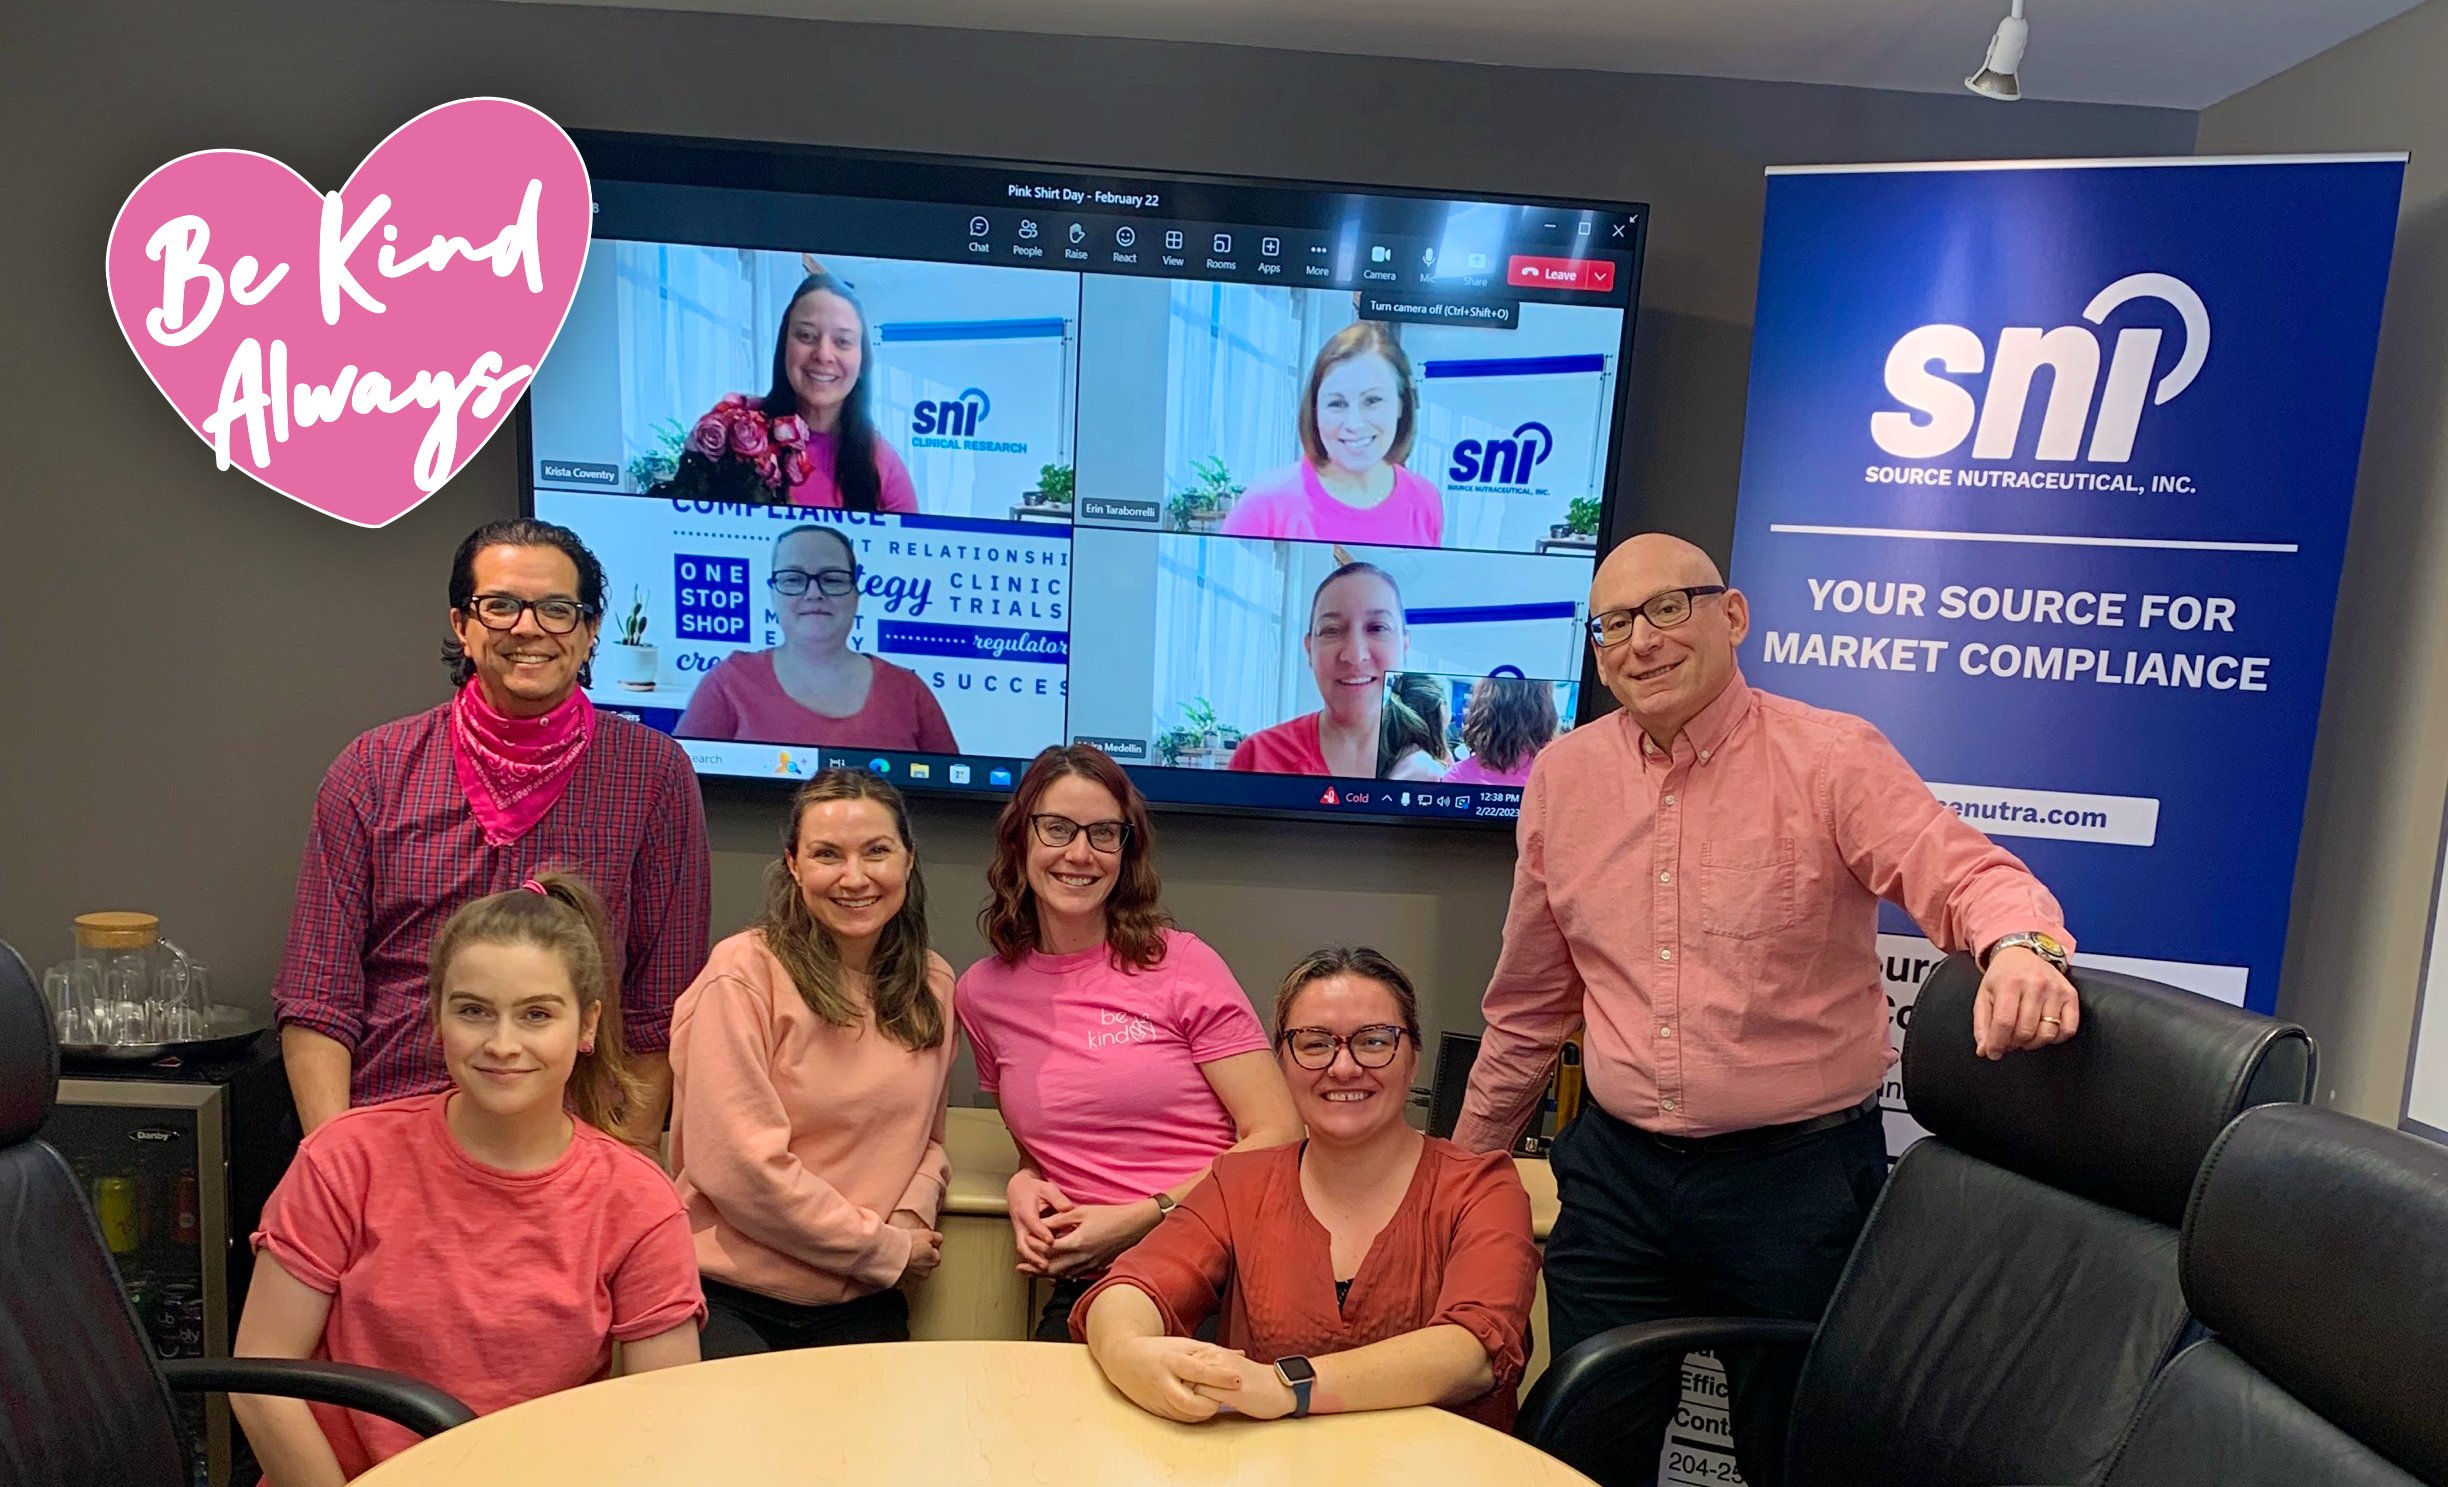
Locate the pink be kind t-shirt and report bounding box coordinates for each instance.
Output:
[252,1093,703,1482]
[1219,460,1444,548]
[956,929,1272,1208]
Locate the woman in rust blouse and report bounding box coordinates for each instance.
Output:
[1074,946,1540,1430]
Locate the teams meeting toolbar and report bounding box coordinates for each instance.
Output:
[669,738,1527,823]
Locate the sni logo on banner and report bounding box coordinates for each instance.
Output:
[1872,273,2209,465]
[1448,420,1555,489]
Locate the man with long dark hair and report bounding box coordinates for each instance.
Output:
[272,519,710,1144]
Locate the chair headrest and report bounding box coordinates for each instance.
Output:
[0,939,59,1147]
[2182,1105,2448,1485]
[1901,954,2312,1227]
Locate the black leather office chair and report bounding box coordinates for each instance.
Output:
[1518,954,2313,1487]
[2087,1104,2448,1487]
[0,938,473,1487]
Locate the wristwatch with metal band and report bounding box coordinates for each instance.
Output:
[1985,930,2070,975]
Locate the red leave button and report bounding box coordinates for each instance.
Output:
[1507,255,1616,292]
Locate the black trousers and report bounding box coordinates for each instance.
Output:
[1543,1098,1887,1487]
[699,1278,911,1357]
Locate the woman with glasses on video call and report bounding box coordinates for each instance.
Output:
[1077,946,1539,1430]
[675,523,958,752]
[956,745,1301,1341]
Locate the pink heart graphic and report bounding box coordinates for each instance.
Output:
[105,98,591,528]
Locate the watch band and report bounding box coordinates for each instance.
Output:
[1987,931,2069,972]
[1151,1191,1176,1216]
[1274,1356,1315,1418]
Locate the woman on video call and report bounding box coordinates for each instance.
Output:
[1440,672,1559,788]
[676,524,959,752]
[702,268,920,513]
[1219,323,1444,549]
[1228,562,1444,782]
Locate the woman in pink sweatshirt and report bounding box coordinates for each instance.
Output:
[668,767,956,1352]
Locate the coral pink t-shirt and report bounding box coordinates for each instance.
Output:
[1219,460,1444,547]
[674,650,959,752]
[1227,712,1333,776]
[1442,751,1536,788]
[789,430,920,513]
[955,930,1271,1207]
[251,1093,703,1482]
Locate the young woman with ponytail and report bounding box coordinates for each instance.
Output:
[667,768,957,1354]
[234,871,704,1487]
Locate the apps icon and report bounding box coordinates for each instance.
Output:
[1018,219,1039,239]
[1165,229,1184,250]
[1115,225,1135,247]
[1262,236,1281,257]
[908,762,932,780]
[1213,233,1232,254]
[868,757,891,774]
[948,764,972,785]
[988,767,1015,788]
[968,215,989,237]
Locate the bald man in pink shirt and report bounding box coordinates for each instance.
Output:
[1456,534,2078,1487]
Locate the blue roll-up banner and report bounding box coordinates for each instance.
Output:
[1728,153,2404,1117]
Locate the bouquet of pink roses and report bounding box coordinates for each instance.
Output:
[647,394,814,504]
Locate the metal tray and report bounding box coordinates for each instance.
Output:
[59,1006,270,1065]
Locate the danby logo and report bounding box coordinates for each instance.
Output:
[912,386,990,437]
[1449,420,1555,485]
[1870,273,2210,464]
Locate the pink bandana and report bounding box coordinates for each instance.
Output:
[448,680,596,847]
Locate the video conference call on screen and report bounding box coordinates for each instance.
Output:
[522,132,1648,825]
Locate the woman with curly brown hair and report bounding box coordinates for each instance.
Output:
[957,744,1301,1341]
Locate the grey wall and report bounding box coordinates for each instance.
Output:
[0,0,2192,1091]
[2200,2,2448,1123]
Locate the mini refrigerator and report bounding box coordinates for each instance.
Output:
[48,1034,297,1487]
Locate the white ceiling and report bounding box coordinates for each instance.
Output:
[502,0,2426,109]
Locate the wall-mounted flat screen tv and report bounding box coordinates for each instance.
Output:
[521,130,1648,825]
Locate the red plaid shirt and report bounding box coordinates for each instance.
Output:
[273,702,712,1106]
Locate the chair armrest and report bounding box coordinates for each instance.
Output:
[1517,1316,1818,1449]
[158,1356,475,1437]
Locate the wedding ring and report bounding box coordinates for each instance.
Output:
[2039,1015,2062,1027]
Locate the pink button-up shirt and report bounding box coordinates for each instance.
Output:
[1454,671,2071,1144]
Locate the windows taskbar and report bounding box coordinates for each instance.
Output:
[678,740,1523,825]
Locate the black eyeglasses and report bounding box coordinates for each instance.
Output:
[1279,1024,1408,1070]
[770,567,859,598]
[1587,585,1728,648]
[1029,814,1130,853]
[464,595,592,634]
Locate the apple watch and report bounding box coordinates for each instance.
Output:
[1274,1354,1316,1418]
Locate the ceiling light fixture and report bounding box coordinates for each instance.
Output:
[1965,0,2029,102]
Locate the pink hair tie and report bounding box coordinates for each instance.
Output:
[520,878,549,897]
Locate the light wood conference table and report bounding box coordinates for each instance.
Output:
[918,1108,1565,1384]
[356,1341,1599,1486]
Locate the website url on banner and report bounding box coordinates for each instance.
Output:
[1926,783,2160,847]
